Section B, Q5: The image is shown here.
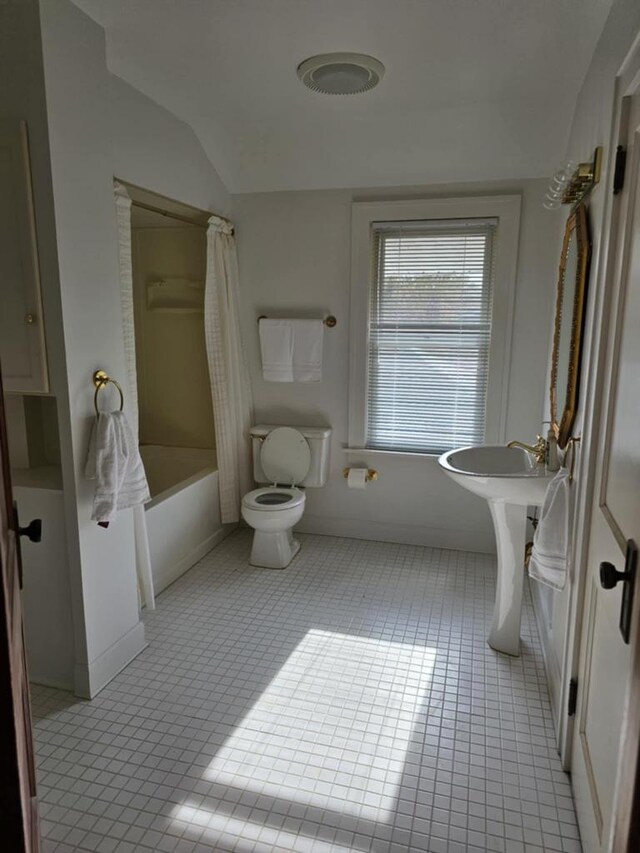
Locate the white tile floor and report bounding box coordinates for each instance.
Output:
[32,531,581,853]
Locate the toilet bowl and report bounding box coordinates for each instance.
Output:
[241,487,305,568]
[241,425,331,569]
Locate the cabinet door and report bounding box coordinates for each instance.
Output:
[0,120,48,393]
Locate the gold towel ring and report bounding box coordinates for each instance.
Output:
[93,369,124,416]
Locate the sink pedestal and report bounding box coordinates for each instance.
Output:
[438,445,553,659]
[487,500,527,656]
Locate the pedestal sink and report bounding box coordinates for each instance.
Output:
[438,445,554,656]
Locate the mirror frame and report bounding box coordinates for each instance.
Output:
[550,202,591,449]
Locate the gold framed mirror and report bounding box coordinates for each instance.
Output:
[550,202,591,449]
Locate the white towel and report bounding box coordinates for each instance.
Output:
[259,318,324,382]
[259,319,294,381]
[292,319,324,382]
[85,412,150,524]
[528,468,570,590]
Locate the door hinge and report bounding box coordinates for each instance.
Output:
[568,678,578,717]
[613,145,627,195]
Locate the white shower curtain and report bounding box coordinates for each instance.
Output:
[113,181,155,610]
[204,215,253,523]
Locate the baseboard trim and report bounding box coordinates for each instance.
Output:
[297,513,496,554]
[74,620,147,699]
[530,578,562,738]
[153,525,236,595]
[29,673,74,692]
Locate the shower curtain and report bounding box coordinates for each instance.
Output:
[204,215,253,523]
[113,181,155,610]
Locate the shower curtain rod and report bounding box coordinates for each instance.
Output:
[131,199,233,230]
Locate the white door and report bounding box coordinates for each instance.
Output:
[571,73,640,852]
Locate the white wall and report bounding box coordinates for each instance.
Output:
[529,0,640,741]
[38,0,146,696]
[109,74,232,217]
[235,179,560,552]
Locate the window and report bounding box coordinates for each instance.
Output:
[367,219,496,454]
[349,197,520,454]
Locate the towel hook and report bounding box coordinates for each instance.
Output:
[93,369,124,416]
[565,436,581,482]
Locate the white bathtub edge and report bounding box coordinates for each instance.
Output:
[152,523,237,596]
[146,465,216,509]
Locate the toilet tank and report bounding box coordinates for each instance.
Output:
[250,424,332,487]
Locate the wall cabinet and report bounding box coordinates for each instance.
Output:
[0,119,48,392]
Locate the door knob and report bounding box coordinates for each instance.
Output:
[18,518,42,543]
[599,561,630,589]
[12,504,43,590]
[599,541,637,644]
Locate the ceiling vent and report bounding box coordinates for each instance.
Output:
[297,53,385,95]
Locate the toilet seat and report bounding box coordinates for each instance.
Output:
[260,427,311,486]
[242,486,305,512]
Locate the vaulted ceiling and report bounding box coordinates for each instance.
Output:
[72,0,613,193]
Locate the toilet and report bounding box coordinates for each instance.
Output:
[242,424,331,568]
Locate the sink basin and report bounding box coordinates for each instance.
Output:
[438,444,555,656]
[439,445,553,505]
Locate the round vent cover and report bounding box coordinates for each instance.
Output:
[297,53,385,95]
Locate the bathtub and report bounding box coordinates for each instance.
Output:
[140,445,230,594]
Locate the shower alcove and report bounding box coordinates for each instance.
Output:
[127,185,227,593]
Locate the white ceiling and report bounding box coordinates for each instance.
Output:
[72,0,613,194]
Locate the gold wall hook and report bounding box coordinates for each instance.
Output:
[561,148,603,206]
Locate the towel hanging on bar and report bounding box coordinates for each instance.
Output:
[259,318,324,382]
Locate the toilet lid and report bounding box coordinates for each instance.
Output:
[260,427,311,485]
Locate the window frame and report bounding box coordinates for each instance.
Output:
[348,195,522,455]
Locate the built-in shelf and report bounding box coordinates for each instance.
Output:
[12,465,63,491]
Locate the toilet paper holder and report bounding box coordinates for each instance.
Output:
[343,467,379,482]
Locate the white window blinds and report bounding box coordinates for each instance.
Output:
[367,218,497,454]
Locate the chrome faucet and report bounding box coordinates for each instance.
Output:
[507,435,547,465]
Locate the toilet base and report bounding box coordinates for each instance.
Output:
[249,528,301,569]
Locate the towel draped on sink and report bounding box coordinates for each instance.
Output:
[528,468,570,590]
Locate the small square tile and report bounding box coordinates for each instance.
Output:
[32,531,580,853]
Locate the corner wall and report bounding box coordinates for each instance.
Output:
[20,0,232,696]
[235,179,560,552]
[109,74,232,217]
[39,0,145,695]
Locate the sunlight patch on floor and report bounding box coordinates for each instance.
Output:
[202,629,437,821]
[172,804,370,852]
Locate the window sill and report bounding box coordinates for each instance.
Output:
[342,446,442,459]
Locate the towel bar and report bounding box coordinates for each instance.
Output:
[93,369,124,416]
[257,314,337,327]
